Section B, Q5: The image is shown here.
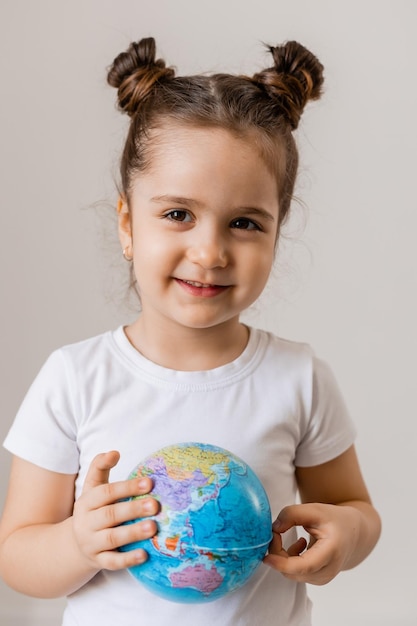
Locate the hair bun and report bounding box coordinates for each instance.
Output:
[107,37,175,116]
[253,41,324,129]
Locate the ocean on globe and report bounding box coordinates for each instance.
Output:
[120,442,272,603]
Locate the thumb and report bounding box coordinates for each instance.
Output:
[267,529,285,556]
[82,450,120,493]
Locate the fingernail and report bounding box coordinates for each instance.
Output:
[135,549,147,564]
[272,520,281,530]
[137,478,149,490]
[142,499,155,513]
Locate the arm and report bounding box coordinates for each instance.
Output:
[264,445,381,585]
[0,452,158,598]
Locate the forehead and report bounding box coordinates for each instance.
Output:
[144,121,283,176]
[131,123,280,208]
[146,124,247,161]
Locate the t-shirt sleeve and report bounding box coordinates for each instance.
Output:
[3,350,79,474]
[295,356,357,467]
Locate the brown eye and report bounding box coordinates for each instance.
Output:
[165,210,192,222]
[231,218,261,231]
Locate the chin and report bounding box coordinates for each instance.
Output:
[174,315,234,331]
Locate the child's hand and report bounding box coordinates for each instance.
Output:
[72,451,159,573]
[264,503,362,585]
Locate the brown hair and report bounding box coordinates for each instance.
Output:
[107,37,324,230]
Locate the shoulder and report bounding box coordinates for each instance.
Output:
[20,328,123,405]
[52,327,123,378]
[58,327,116,360]
[252,328,338,379]
[251,327,352,413]
[261,329,312,357]
[251,326,314,376]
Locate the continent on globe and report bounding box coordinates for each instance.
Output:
[120,442,272,603]
[170,563,223,594]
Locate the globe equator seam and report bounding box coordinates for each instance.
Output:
[189,539,272,551]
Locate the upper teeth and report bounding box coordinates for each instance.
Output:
[185,280,211,287]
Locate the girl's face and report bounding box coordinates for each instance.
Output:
[119,124,279,335]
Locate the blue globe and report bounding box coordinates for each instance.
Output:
[120,442,272,603]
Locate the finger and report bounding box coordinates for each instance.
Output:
[82,476,155,511]
[89,496,160,532]
[265,539,332,580]
[93,518,158,558]
[99,547,149,571]
[274,504,323,533]
[267,531,285,557]
[266,535,307,563]
[83,451,121,493]
[287,537,307,557]
[93,519,159,571]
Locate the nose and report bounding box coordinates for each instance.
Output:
[186,228,228,269]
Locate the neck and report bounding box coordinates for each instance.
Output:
[124,316,249,371]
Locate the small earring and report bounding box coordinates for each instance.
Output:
[122,246,133,262]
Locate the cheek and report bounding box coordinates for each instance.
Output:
[253,243,275,271]
[243,246,275,288]
[134,227,166,260]
[132,231,177,281]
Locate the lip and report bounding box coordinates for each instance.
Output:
[175,278,229,298]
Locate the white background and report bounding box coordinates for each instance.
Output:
[0,1,416,624]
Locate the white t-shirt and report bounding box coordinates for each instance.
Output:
[4,326,356,626]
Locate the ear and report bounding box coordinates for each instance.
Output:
[117,195,132,251]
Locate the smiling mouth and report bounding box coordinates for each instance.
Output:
[175,278,229,296]
[182,280,219,288]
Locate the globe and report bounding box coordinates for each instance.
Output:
[120,442,272,603]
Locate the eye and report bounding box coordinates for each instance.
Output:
[164,209,192,222]
[230,217,261,231]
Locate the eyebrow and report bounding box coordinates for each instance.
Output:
[151,195,201,207]
[151,195,276,222]
[239,207,276,222]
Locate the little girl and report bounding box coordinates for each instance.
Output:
[0,37,380,625]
